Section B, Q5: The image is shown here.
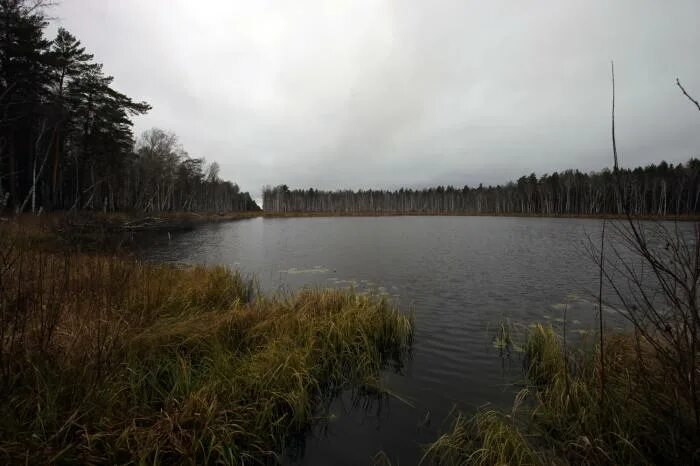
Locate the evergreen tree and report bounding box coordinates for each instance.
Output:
[0,1,257,213]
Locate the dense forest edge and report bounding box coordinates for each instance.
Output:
[264,158,700,217]
[0,0,259,215]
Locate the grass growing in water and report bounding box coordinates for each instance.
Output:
[0,234,413,464]
[422,324,699,465]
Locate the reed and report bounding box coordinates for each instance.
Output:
[421,409,540,466]
[0,231,413,464]
[423,324,699,465]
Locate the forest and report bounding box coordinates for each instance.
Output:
[263,159,700,216]
[0,0,257,214]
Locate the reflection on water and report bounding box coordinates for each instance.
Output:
[138,216,639,465]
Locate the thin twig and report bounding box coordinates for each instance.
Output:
[612,62,619,172]
[676,78,700,112]
[563,303,570,399]
[598,218,606,405]
[596,61,620,404]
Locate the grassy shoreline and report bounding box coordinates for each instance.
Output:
[0,211,262,253]
[2,210,261,233]
[0,229,413,464]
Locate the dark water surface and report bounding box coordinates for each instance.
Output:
[139,216,629,465]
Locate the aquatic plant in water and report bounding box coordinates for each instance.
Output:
[422,324,698,465]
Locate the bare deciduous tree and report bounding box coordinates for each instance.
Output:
[591,75,700,453]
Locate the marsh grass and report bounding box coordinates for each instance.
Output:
[423,324,699,465]
[421,406,540,466]
[0,229,413,464]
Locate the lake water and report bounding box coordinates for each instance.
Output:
[139,216,632,465]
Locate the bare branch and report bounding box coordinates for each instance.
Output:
[677,78,700,112]
[611,62,619,172]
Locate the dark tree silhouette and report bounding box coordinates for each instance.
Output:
[0,0,257,213]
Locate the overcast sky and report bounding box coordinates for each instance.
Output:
[49,0,700,198]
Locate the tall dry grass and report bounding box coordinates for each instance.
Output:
[0,227,413,464]
[422,324,699,465]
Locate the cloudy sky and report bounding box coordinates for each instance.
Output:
[49,0,700,198]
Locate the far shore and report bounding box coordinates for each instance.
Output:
[261,211,700,221]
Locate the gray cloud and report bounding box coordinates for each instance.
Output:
[49,0,700,198]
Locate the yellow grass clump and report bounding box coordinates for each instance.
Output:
[0,232,413,464]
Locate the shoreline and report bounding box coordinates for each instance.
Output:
[0,211,262,252]
[4,210,698,231]
[261,211,700,221]
[3,210,261,231]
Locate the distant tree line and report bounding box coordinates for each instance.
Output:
[263,159,700,216]
[0,0,257,213]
